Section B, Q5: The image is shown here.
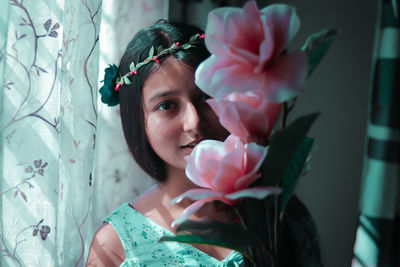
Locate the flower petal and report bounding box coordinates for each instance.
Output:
[171,196,234,227]
[171,189,224,204]
[207,96,281,143]
[185,139,226,188]
[262,51,308,102]
[261,4,300,51]
[207,99,251,142]
[205,7,242,58]
[225,187,282,200]
[212,150,244,192]
[205,3,263,61]
[223,134,244,152]
[244,142,269,173]
[195,55,266,100]
[235,144,268,190]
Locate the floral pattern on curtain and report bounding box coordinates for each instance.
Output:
[0,0,101,266]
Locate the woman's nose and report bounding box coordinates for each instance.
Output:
[182,102,201,133]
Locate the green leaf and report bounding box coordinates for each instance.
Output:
[122,76,131,85]
[148,46,154,58]
[170,43,177,49]
[157,45,163,54]
[160,219,262,253]
[301,28,340,76]
[279,137,315,220]
[129,62,135,71]
[136,60,149,69]
[261,112,320,186]
[182,44,192,49]
[189,34,198,42]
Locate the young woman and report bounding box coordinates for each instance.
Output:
[87,20,323,267]
[87,20,244,266]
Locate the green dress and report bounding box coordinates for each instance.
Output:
[105,202,244,267]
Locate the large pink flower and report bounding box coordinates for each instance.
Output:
[207,89,282,144]
[172,135,281,226]
[195,1,308,102]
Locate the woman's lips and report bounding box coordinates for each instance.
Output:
[181,139,204,154]
[181,138,205,149]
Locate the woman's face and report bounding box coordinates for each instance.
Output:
[142,57,229,173]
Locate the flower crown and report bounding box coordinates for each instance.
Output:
[99,33,205,106]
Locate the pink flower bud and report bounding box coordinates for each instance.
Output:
[115,83,122,91]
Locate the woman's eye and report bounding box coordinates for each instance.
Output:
[156,101,174,111]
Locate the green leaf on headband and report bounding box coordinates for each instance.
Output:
[136,60,149,69]
[261,112,320,187]
[182,44,192,49]
[189,34,198,42]
[159,219,261,254]
[129,62,136,71]
[157,45,163,54]
[122,76,131,85]
[149,46,154,58]
[301,28,340,76]
[279,137,315,221]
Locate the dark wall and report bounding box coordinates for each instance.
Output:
[169,0,377,266]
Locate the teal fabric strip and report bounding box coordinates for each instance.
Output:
[367,123,400,142]
[382,0,400,27]
[353,0,400,266]
[359,158,398,219]
[367,138,400,163]
[371,60,400,128]
[353,215,396,266]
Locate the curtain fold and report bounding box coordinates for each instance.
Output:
[352,0,400,266]
[0,0,101,266]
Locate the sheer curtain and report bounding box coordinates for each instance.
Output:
[0,0,167,266]
[89,0,168,235]
[0,0,102,266]
[352,0,400,266]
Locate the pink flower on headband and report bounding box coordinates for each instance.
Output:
[115,83,122,91]
[195,1,308,102]
[171,135,281,226]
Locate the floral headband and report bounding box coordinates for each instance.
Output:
[99,33,205,106]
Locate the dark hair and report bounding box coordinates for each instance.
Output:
[118,20,210,182]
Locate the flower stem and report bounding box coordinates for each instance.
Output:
[273,196,279,267]
[234,207,257,267]
[234,207,247,230]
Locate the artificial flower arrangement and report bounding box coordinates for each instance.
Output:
[157,1,339,266]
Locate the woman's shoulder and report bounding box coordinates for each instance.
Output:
[86,223,126,267]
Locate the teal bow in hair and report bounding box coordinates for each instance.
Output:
[99,64,120,106]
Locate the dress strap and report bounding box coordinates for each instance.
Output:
[104,202,140,259]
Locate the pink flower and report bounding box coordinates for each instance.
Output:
[195,1,308,102]
[207,89,282,144]
[172,135,281,226]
